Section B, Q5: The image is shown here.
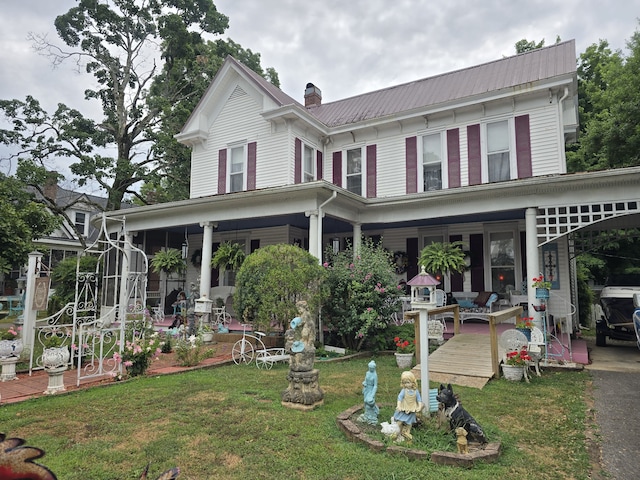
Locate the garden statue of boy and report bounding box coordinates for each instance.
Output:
[393,371,423,443]
[357,360,379,425]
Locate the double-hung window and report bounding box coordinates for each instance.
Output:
[303,144,315,182]
[345,147,363,195]
[487,120,511,182]
[422,133,443,191]
[74,212,86,237]
[229,145,246,192]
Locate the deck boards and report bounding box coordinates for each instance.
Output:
[413,333,497,388]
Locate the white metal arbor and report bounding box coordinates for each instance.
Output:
[29,215,149,385]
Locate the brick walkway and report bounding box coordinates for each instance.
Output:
[0,342,235,405]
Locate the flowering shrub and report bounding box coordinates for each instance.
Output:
[0,326,20,341]
[113,332,162,377]
[505,347,531,366]
[531,275,552,290]
[394,336,415,354]
[322,238,401,351]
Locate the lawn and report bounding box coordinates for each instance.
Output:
[0,355,596,480]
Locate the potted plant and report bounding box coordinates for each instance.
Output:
[531,275,552,298]
[502,347,531,381]
[211,241,246,285]
[514,316,534,342]
[393,336,415,368]
[200,323,214,343]
[151,248,186,316]
[0,326,23,358]
[42,331,71,369]
[419,241,467,286]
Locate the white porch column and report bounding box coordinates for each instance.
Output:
[525,207,541,327]
[199,222,216,298]
[118,231,133,323]
[21,251,42,350]
[352,223,362,257]
[306,210,319,260]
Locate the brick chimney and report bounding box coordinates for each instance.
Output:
[43,171,59,202]
[304,83,322,107]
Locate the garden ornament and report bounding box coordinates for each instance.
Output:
[393,371,423,443]
[436,383,487,444]
[455,427,469,454]
[357,360,379,425]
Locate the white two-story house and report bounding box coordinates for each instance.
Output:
[102,39,640,328]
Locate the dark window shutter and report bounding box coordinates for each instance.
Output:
[406,237,419,280]
[447,129,461,188]
[247,142,257,190]
[469,233,484,292]
[211,242,220,287]
[332,152,342,187]
[250,239,260,253]
[467,124,481,185]
[449,234,463,291]
[294,138,302,183]
[366,144,377,198]
[515,114,533,178]
[406,137,417,194]
[218,149,227,194]
[316,150,323,180]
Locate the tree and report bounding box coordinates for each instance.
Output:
[235,245,325,333]
[0,172,59,274]
[0,0,278,211]
[566,28,640,172]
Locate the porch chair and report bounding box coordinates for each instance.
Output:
[427,289,448,344]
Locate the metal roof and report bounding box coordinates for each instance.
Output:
[305,40,576,128]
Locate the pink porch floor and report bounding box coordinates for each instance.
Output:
[443,319,589,365]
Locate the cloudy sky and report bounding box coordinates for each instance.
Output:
[1,0,639,180]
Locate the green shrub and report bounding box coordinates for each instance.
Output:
[235,244,325,332]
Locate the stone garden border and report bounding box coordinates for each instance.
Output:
[336,404,502,467]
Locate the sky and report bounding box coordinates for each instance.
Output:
[1,0,640,185]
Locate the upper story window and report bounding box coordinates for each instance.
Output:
[345,147,364,195]
[487,120,511,182]
[421,133,443,191]
[74,212,86,237]
[229,145,246,193]
[303,144,315,182]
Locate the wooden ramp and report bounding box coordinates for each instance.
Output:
[413,334,496,389]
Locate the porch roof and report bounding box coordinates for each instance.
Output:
[100,166,640,244]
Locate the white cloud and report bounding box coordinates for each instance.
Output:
[1,0,639,182]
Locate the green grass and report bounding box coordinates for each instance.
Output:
[0,355,595,479]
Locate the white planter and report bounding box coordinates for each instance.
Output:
[395,352,414,369]
[501,364,524,381]
[0,338,23,358]
[42,346,70,369]
[201,332,214,343]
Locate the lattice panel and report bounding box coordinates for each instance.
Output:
[537,200,640,245]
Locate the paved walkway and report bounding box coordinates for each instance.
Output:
[0,342,235,404]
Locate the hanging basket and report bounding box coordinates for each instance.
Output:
[501,364,524,381]
[394,352,414,369]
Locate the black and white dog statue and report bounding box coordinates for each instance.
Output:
[436,383,488,444]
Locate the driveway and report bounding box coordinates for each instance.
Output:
[586,338,640,479]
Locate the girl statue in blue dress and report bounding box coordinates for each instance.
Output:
[393,371,423,443]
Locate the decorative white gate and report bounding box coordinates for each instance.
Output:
[29,215,149,385]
